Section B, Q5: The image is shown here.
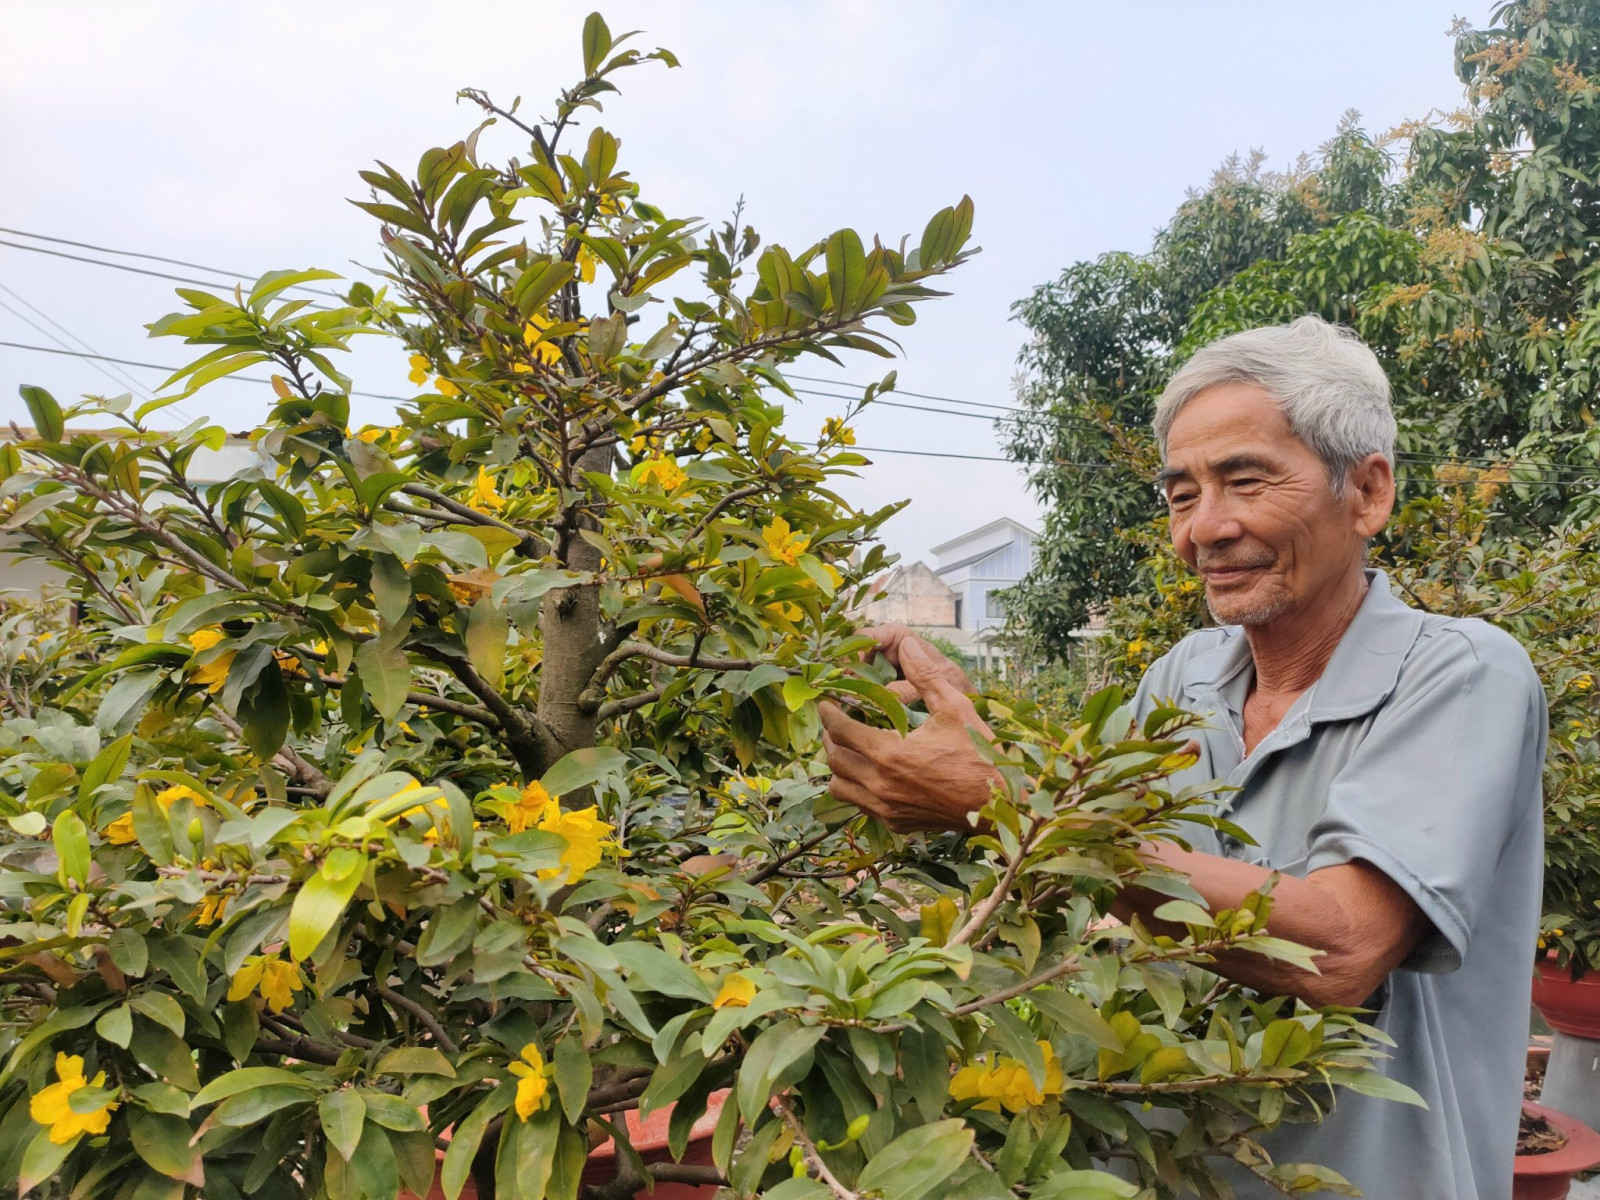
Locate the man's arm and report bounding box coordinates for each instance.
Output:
[821,632,1432,1008]
[1117,845,1432,1008]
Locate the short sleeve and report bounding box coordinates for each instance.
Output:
[1302,625,1546,973]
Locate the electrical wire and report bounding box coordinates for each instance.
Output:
[6,230,1588,476]
[0,340,408,404]
[0,226,345,298]
[7,339,1600,481]
[0,240,337,311]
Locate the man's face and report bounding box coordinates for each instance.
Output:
[1160,382,1386,627]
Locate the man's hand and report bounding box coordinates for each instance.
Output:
[820,637,999,833]
[857,624,975,705]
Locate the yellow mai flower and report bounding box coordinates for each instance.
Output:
[762,518,809,566]
[713,973,757,1009]
[228,954,304,1014]
[435,377,461,397]
[104,784,204,845]
[820,417,856,446]
[537,800,619,886]
[766,601,804,624]
[154,784,206,809]
[521,313,564,368]
[30,1052,116,1145]
[505,781,551,835]
[948,1042,1066,1114]
[407,354,430,386]
[822,563,843,589]
[187,628,235,694]
[469,467,505,513]
[576,244,598,284]
[636,454,687,491]
[195,893,229,927]
[509,1044,551,1120]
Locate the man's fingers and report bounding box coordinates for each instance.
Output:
[822,734,877,789]
[899,638,969,714]
[818,699,894,754]
[858,624,912,667]
[887,680,920,705]
[827,772,887,820]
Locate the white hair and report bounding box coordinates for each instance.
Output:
[1153,315,1396,490]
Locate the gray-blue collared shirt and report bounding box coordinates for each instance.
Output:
[1132,570,1546,1200]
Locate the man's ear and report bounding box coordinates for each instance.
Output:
[1347,453,1396,539]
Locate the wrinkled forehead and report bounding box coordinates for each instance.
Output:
[1159,385,1311,477]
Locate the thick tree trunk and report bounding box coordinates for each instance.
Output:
[535,443,613,771]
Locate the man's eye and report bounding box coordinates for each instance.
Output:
[1230,477,1264,489]
[1167,492,1197,508]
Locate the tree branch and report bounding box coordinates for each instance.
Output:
[578,639,762,713]
[377,984,460,1054]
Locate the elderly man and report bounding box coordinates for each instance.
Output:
[820,316,1546,1199]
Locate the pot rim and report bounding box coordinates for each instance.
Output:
[1516,1102,1600,1178]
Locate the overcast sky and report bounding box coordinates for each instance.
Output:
[1,2,1475,566]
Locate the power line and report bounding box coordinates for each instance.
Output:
[0,285,151,398]
[8,339,1600,482]
[0,340,408,403]
[0,240,338,311]
[0,226,345,298]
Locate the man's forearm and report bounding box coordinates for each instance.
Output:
[1113,843,1424,1008]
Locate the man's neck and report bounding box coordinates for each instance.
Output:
[1244,567,1371,699]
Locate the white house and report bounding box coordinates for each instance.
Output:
[930,517,1037,636]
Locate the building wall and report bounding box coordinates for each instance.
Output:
[933,523,1036,634]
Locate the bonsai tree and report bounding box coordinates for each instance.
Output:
[0,16,1416,1199]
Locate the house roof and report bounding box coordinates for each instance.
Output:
[929,516,1039,557]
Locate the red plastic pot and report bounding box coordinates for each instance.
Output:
[580,1088,728,1198]
[1514,1102,1600,1200]
[1532,957,1600,1039]
[422,1090,728,1200]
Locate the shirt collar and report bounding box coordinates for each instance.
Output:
[1180,570,1426,723]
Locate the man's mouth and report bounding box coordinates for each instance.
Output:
[1201,563,1270,584]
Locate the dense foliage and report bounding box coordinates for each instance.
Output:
[1003,0,1600,970]
[0,15,1415,1200]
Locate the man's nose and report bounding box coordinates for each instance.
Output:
[1187,487,1243,547]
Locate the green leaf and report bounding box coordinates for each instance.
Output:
[80,734,133,801]
[19,1127,77,1196]
[440,1082,515,1200]
[53,810,89,887]
[375,1046,456,1077]
[1259,1018,1314,1069]
[289,854,366,961]
[582,11,612,74]
[608,940,714,1003]
[1321,1068,1426,1107]
[130,992,186,1037]
[466,596,508,691]
[360,1091,427,1132]
[320,1088,367,1161]
[540,746,627,797]
[552,1035,593,1126]
[1030,1169,1141,1200]
[107,928,148,977]
[346,1121,400,1200]
[355,639,411,723]
[19,385,64,442]
[371,554,412,627]
[737,1019,825,1124]
[855,1119,975,1200]
[238,659,291,759]
[1028,988,1123,1051]
[128,1109,205,1184]
[782,675,822,711]
[96,1004,133,1048]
